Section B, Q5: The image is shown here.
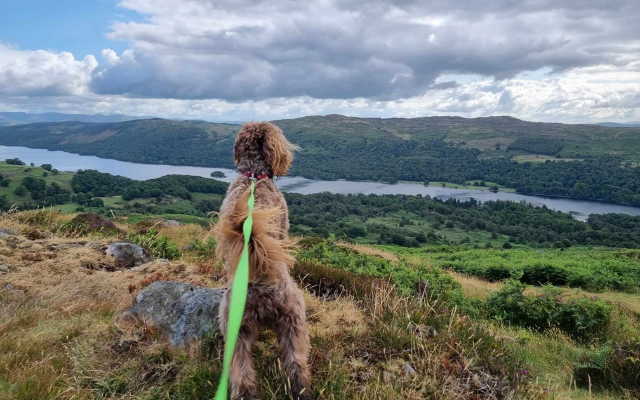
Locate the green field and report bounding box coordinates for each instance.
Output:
[0,163,74,204]
[512,154,584,163]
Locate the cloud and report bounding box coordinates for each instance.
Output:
[0,43,97,96]
[83,0,640,101]
[4,73,640,123]
[2,0,640,122]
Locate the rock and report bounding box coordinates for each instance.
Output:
[131,258,171,272]
[403,362,417,377]
[0,264,9,273]
[85,241,106,252]
[48,242,87,251]
[106,243,153,269]
[3,283,25,297]
[116,281,224,348]
[70,213,120,235]
[163,220,183,228]
[0,228,18,237]
[130,262,152,272]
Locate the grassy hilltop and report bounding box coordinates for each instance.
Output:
[1,158,640,398]
[1,209,639,399]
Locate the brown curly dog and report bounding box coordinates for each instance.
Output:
[213,122,311,400]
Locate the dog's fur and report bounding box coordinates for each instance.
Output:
[213,122,311,400]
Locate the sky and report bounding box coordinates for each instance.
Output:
[1,0,639,123]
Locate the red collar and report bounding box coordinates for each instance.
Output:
[242,171,270,180]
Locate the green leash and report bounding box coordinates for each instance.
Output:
[215,181,255,400]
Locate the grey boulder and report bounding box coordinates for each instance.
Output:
[105,243,153,269]
[117,281,224,348]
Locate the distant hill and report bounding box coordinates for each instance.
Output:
[598,122,640,128]
[0,112,150,126]
[0,115,639,205]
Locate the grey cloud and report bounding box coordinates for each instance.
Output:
[87,0,640,101]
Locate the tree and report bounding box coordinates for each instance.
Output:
[0,195,10,211]
[42,172,48,177]
[75,193,88,205]
[89,198,104,207]
[0,179,9,187]
[41,164,53,171]
[502,242,512,249]
[5,158,25,165]
[14,185,27,196]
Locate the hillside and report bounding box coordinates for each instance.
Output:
[1,116,640,205]
[1,209,639,399]
[0,112,148,126]
[3,165,640,252]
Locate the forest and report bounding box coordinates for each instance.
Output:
[1,116,640,205]
[3,166,638,250]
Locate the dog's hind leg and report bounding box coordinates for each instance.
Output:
[275,288,311,400]
[219,290,260,400]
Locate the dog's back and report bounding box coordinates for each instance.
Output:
[213,122,311,400]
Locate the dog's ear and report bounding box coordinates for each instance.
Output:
[262,122,296,176]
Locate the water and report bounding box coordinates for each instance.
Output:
[2,145,640,221]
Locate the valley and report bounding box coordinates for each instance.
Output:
[1,115,640,205]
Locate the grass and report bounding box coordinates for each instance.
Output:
[400,179,516,192]
[383,246,640,293]
[0,163,74,203]
[1,210,639,399]
[512,154,584,163]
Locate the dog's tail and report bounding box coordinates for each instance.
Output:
[213,187,294,283]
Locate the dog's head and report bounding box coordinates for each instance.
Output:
[233,121,298,177]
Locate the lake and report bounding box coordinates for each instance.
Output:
[2,145,639,221]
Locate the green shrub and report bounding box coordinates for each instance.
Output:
[189,236,217,259]
[429,248,640,292]
[574,341,640,395]
[296,240,460,298]
[487,281,612,342]
[127,230,181,260]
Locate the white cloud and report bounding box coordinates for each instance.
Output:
[0,43,97,96]
[1,0,640,122]
[81,0,640,102]
[3,72,639,123]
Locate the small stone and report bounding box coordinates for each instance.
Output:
[130,262,152,272]
[106,243,153,269]
[85,242,105,251]
[3,283,26,297]
[163,220,183,227]
[403,362,417,377]
[0,229,18,237]
[0,264,9,273]
[48,242,86,251]
[383,371,394,384]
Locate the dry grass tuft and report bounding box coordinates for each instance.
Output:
[337,242,400,262]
